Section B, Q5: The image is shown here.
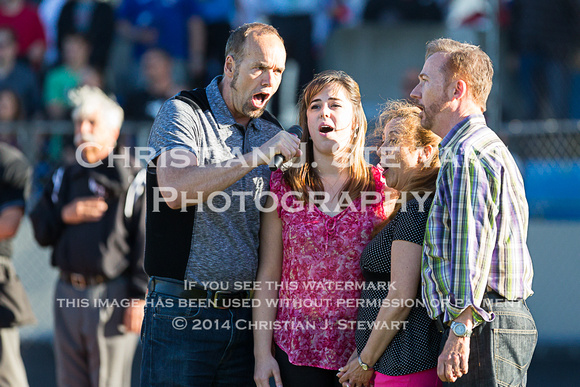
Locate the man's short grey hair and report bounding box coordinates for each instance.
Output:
[69,86,124,130]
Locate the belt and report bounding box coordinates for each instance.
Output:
[148,277,252,309]
[484,289,520,302]
[60,272,107,290]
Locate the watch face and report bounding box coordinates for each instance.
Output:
[358,356,369,370]
[453,323,467,336]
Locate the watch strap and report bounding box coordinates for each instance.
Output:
[357,355,373,371]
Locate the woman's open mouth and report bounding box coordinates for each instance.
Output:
[319,124,334,134]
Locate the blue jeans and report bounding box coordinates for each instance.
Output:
[140,280,254,387]
[441,294,537,386]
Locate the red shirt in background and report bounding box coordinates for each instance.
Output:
[0,3,46,60]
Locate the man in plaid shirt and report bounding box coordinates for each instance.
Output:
[412,38,537,385]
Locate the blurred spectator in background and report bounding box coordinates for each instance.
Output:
[123,47,185,121]
[510,0,580,119]
[0,88,23,145]
[259,0,318,116]
[0,27,40,119]
[43,32,93,119]
[0,0,46,70]
[572,52,580,119]
[79,65,103,89]
[192,0,234,87]
[0,87,22,121]
[233,0,264,27]
[116,0,202,88]
[38,0,67,68]
[445,0,491,29]
[57,0,115,72]
[400,67,420,101]
[328,0,367,28]
[363,0,444,23]
[0,141,36,387]
[264,0,318,81]
[30,85,147,387]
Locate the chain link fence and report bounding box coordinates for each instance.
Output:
[500,120,580,219]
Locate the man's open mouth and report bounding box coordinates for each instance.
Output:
[252,93,269,107]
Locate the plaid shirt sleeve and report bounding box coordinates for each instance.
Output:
[447,148,501,322]
[423,147,500,323]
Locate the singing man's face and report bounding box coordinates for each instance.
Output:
[229,32,286,121]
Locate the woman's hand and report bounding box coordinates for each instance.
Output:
[337,356,374,387]
[254,354,283,387]
[337,348,357,379]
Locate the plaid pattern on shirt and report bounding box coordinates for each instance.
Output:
[421,115,534,323]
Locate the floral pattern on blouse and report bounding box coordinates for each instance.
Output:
[271,166,388,370]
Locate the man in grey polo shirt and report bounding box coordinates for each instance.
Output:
[141,23,301,386]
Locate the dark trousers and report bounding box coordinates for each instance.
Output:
[54,277,139,387]
[274,344,342,387]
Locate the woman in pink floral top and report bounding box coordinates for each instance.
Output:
[254,70,395,387]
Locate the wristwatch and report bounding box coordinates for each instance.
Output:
[450,321,472,338]
[358,355,373,371]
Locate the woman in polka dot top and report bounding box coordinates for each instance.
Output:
[338,100,443,387]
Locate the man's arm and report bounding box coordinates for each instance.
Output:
[435,150,501,382]
[443,151,500,323]
[253,197,284,387]
[437,307,474,382]
[157,131,301,209]
[0,206,24,241]
[61,197,108,224]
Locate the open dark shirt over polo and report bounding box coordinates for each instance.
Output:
[146,76,282,289]
[30,157,148,299]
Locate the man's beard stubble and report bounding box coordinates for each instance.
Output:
[231,67,267,119]
[421,98,446,130]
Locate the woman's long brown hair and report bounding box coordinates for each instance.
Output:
[283,70,375,202]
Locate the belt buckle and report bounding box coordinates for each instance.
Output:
[70,273,87,290]
[212,290,231,309]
